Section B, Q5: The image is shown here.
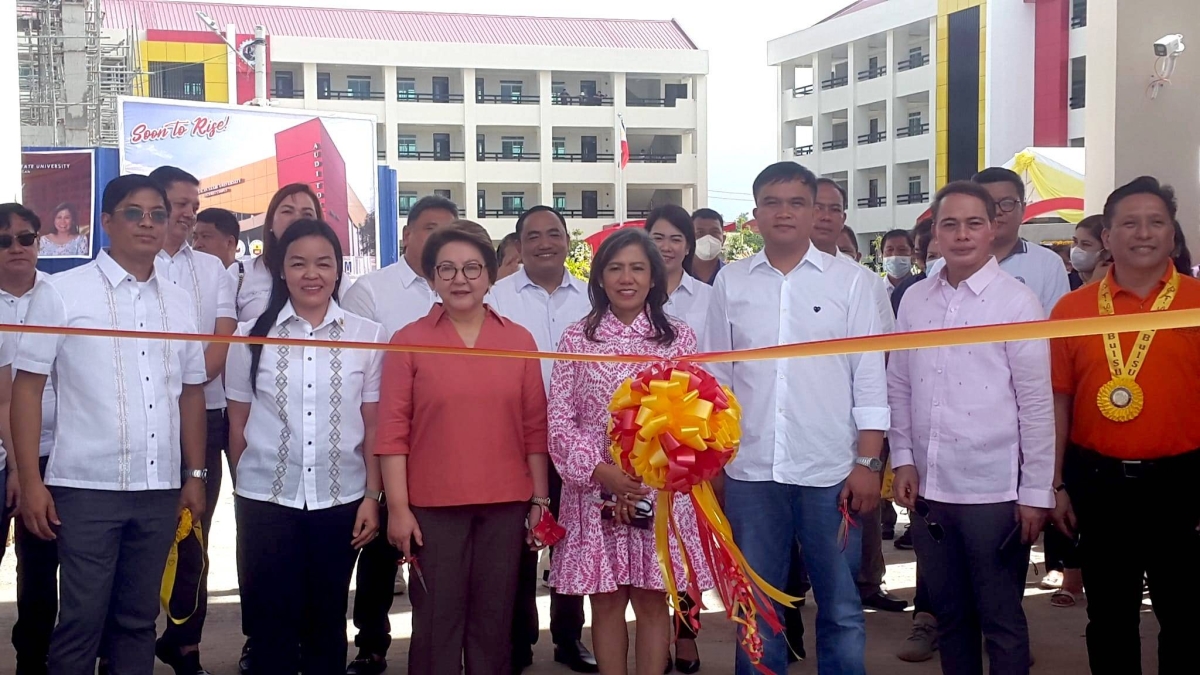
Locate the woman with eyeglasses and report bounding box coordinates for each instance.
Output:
[38,202,88,257]
[376,220,551,674]
[225,218,385,674]
[547,228,713,675]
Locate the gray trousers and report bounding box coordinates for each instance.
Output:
[911,500,1031,675]
[856,504,884,596]
[48,487,180,675]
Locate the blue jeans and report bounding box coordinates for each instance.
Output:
[724,476,865,675]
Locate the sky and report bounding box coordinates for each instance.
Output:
[197,0,854,220]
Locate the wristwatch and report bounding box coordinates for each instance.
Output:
[185,468,208,483]
[853,457,884,473]
[531,496,552,508]
[365,489,384,503]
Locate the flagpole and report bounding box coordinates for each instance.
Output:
[618,112,627,225]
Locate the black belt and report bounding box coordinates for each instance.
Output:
[1071,444,1200,479]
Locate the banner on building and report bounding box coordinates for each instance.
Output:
[21,150,95,259]
[118,97,379,277]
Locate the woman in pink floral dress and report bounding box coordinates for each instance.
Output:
[548,228,714,675]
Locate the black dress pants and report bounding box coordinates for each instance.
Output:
[1067,446,1200,675]
[236,497,361,675]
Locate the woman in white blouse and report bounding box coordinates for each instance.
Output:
[644,204,713,341]
[225,218,385,674]
[233,183,346,322]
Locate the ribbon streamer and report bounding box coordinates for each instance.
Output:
[4,307,1200,364]
[160,507,206,626]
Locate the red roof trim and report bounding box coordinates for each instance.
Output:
[145,29,225,44]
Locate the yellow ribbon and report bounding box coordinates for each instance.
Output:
[160,508,206,625]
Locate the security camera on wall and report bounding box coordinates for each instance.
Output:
[1155,34,1185,57]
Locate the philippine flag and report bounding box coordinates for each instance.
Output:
[619,116,629,169]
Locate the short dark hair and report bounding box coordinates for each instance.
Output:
[931,180,998,222]
[103,174,168,215]
[421,220,499,284]
[0,203,40,232]
[839,225,859,253]
[496,232,520,260]
[1076,214,1104,241]
[913,217,934,260]
[645,204,697,275]
[147,165,200,191]
[881,229,914,250]
[197,207,240,239]
[752,161,818,202]
[51,202,81,234]
[406,195,459,228]
[691,207,724,223]
[815,178,848,209]
[1102,176,1178,230]
[515,205,568,239]
[972,167,1025,202]
[584,228,676,346]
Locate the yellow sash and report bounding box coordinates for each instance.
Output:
[160,508,206,625]
[1095,269,1179,422]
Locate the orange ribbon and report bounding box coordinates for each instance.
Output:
[4,307,1200,364]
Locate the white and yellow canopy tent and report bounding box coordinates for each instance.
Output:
[1003,147,1086,224]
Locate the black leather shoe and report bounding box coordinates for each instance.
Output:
[894,527,914,550]
[155,640,213,675]
[674,657,701,674]
[554,640,599,673]
[512,648,534,674]
[862,591,909,612]
[346,651,387,675]
[239,640,253,675]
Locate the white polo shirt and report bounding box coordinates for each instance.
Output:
[0,333,15,468]
[664,273,713,337]
[16,251,207,491]
[927,239,1070,313]
[488,267,591,394]
[1,272,57,458]
[225,301,386,510]
[702,247,890,487]
[340,257,439,335]
[157,244,237,409]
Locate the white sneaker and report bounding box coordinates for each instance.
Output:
[394,568,407,595]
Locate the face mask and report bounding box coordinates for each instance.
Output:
[694,234,723,261]
[883,256,912,279]
[1070,246,1100,272]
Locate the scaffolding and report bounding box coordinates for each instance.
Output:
[17,0,139,148]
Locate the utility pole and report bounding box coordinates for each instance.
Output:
[196,10,267,106]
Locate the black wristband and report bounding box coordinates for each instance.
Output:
[1054,483,1068,493]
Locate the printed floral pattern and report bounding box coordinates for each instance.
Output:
[548,311,714,596]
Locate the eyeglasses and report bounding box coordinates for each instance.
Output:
[119,207,169,225]
[994,198,1023,214]
[0,232,38,249]
[435,262,485,282]
[913,498,945,542]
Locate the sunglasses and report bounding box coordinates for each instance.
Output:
[0,232,38,249]
[913,498,945,542]
[119,207,169,225]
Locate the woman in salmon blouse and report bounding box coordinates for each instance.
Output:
[375,220,551,675]
[548,228,714,674]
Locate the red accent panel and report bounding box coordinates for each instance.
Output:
[145,29,225,44]
[1033,0,1070,146]
[275,119,350,251]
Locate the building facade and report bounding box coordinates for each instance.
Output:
[101,0,710,239]
[770,0,1088,238]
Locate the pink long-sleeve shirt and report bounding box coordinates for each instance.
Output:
[887,258,1056,508]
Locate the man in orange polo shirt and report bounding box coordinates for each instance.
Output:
[1050,176,1200,675]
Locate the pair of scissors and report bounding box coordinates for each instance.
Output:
[399,555,428,594]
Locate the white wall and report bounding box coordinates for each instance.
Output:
[1085,0,1200,245]
[768,0,936,66]
[985,0,1037,167]
[0,0,17,201]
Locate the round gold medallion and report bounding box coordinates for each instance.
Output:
[1096,377,1144,422]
